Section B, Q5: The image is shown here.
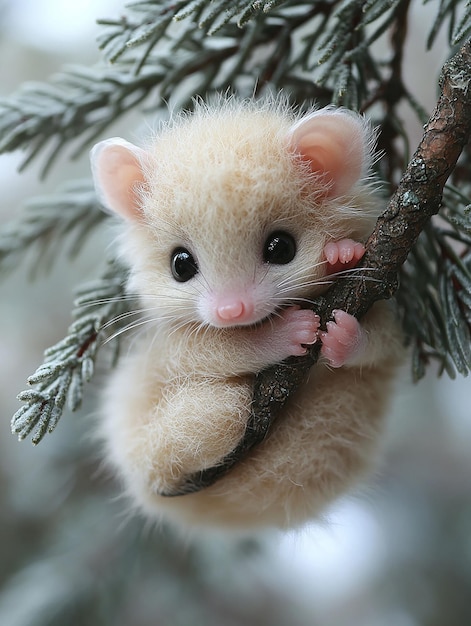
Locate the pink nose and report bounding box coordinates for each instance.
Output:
[216,301,246,321]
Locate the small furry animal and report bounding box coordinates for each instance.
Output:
[91,97,404,531]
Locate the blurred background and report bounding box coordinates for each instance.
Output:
[0,2,471,625]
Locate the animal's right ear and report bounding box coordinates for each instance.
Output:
[90,138,147,221]
[287,109,372,198]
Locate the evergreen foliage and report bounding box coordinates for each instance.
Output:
[1,0,471,442]
[11,260,131,444]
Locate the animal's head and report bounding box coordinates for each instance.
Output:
[91,102,376,329]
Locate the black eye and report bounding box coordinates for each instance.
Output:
[263,231,296,264]
[170,247,198,282]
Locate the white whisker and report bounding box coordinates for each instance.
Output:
[327,266,380,280]
[77,293,142,308]
[100,307,159,331]
[102,316,161,345]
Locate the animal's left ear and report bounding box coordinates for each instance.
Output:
[287,109,372,198]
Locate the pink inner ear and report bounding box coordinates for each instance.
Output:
[288,112,367,198]
[296,131,362,191]
[91,139,147,221]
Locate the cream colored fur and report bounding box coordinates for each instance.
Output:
[93,98,404,531]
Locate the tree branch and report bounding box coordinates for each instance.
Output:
[169,38,471,496]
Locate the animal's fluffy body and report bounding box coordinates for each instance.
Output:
[92,98,404,531]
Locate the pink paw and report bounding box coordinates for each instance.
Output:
[278,306,320,357]
[320,309,366,368]
[324,238,365,275]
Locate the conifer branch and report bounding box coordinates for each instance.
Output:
[11,261,132,444]
[2,0,468,179]
[398,187,471,380]
[0,0,436,176]
[0,67,169,177]
[0,180,105,275]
